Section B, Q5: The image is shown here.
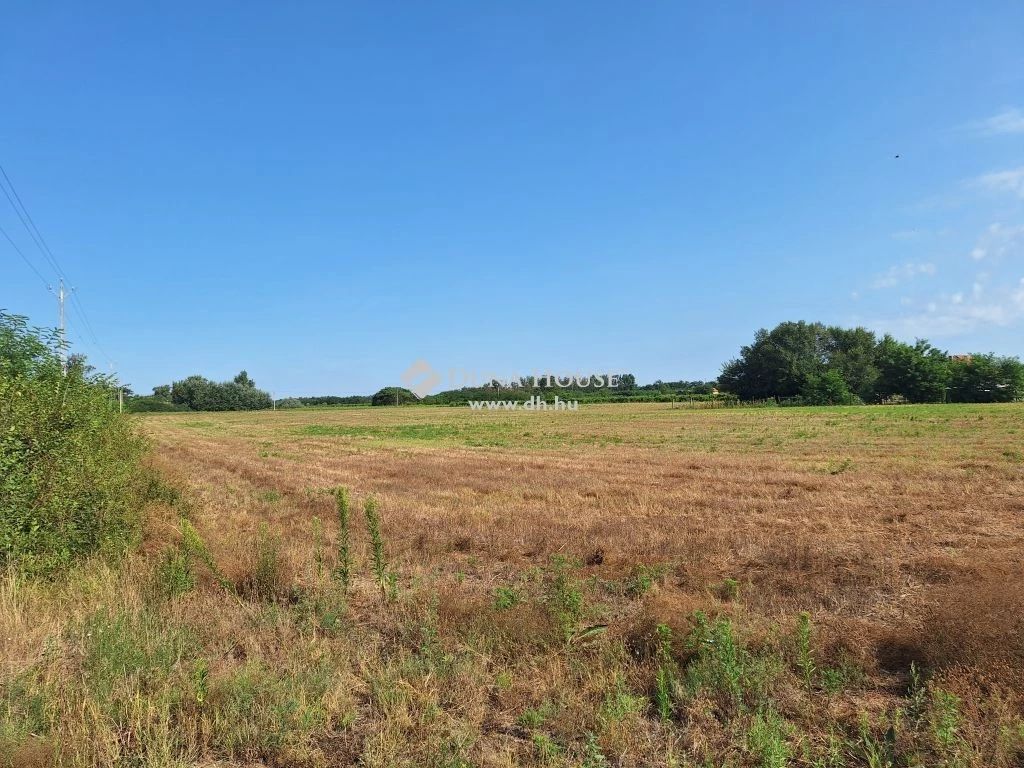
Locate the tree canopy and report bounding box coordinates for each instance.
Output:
[718,321,1023,404]
[136,371,274,411]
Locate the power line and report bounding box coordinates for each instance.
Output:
[0,164,67,281]
[0,219,51,289]
[0,162,115,370]
[69,291,112,364]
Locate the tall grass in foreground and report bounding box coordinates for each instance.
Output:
[364,494,395,599]
[3,507,1024,766]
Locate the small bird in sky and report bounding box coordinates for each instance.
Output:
[894,154,901,159]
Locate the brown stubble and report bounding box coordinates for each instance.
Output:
[144,405,1023,612]
[87,402,1022,764]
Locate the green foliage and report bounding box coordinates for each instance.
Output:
[421,374,723,406]
[601,674,648,721]
[205,658,335,758]
[581,733,610,767]
[532,732,562,761]
[929,688,964,754]
[124,395,189,412]
[653,623,677,721]
[154,543,195,598]
[685,611,747,713]
[716,321,1004,405]
[712,576,741,601]
[79,608,198,709]
[746,709,795,768]
[795,612,816,690]
[801,370,856,406]
[825,326,881,401]
[818,661,863,693]
[284,394,372,406]
[333,488,351,590]
[311,516,324,578]
[654,665,674,721]
[493,584,522,610]
[720,321,839,400]
[0,312,151,575]
[947,353,1024,402]
[164,372,273,411]
[857,713,897,768]
[544,555,584,641]
[371,386,419,406]
[192,658,210,706]
[874,336,950,403]
[627,563,667,597]
[364,495,391,598]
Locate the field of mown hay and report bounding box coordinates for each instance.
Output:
[4,402,1024,766]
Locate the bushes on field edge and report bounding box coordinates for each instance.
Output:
[0,312,155,576]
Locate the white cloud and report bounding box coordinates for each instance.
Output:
[970,167,1024,199]
[874,276,1024,337]
[968,107,1024,136]
[968,223,1024,263]
[871,218,1024,337]
[871,262,937,289]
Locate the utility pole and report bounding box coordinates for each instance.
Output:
[57,279,67,375]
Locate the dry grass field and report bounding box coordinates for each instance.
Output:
[4,403,1024,767]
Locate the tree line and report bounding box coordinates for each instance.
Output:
[365,375,723,407]
[129,371,273,412]
[125,321,1022,411]
[718,321,1023,404]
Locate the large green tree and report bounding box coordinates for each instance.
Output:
[718,322,961,404]
[948,354,1024,403]
[822,326,879,401]
[719,321,832,400]
[873,336,950,403]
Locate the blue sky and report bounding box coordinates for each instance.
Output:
[3,2,1023,397]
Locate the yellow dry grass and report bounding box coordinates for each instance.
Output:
[3,402,1024,767]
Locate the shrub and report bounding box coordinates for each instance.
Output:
[124,396,189,413]
[165,372,273,411]
[0,312,152,576]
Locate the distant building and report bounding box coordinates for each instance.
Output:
[949,354,973,363]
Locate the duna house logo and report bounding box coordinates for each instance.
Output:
[400,359,441,399]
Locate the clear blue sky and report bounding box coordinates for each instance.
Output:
[3,2,1023,397]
